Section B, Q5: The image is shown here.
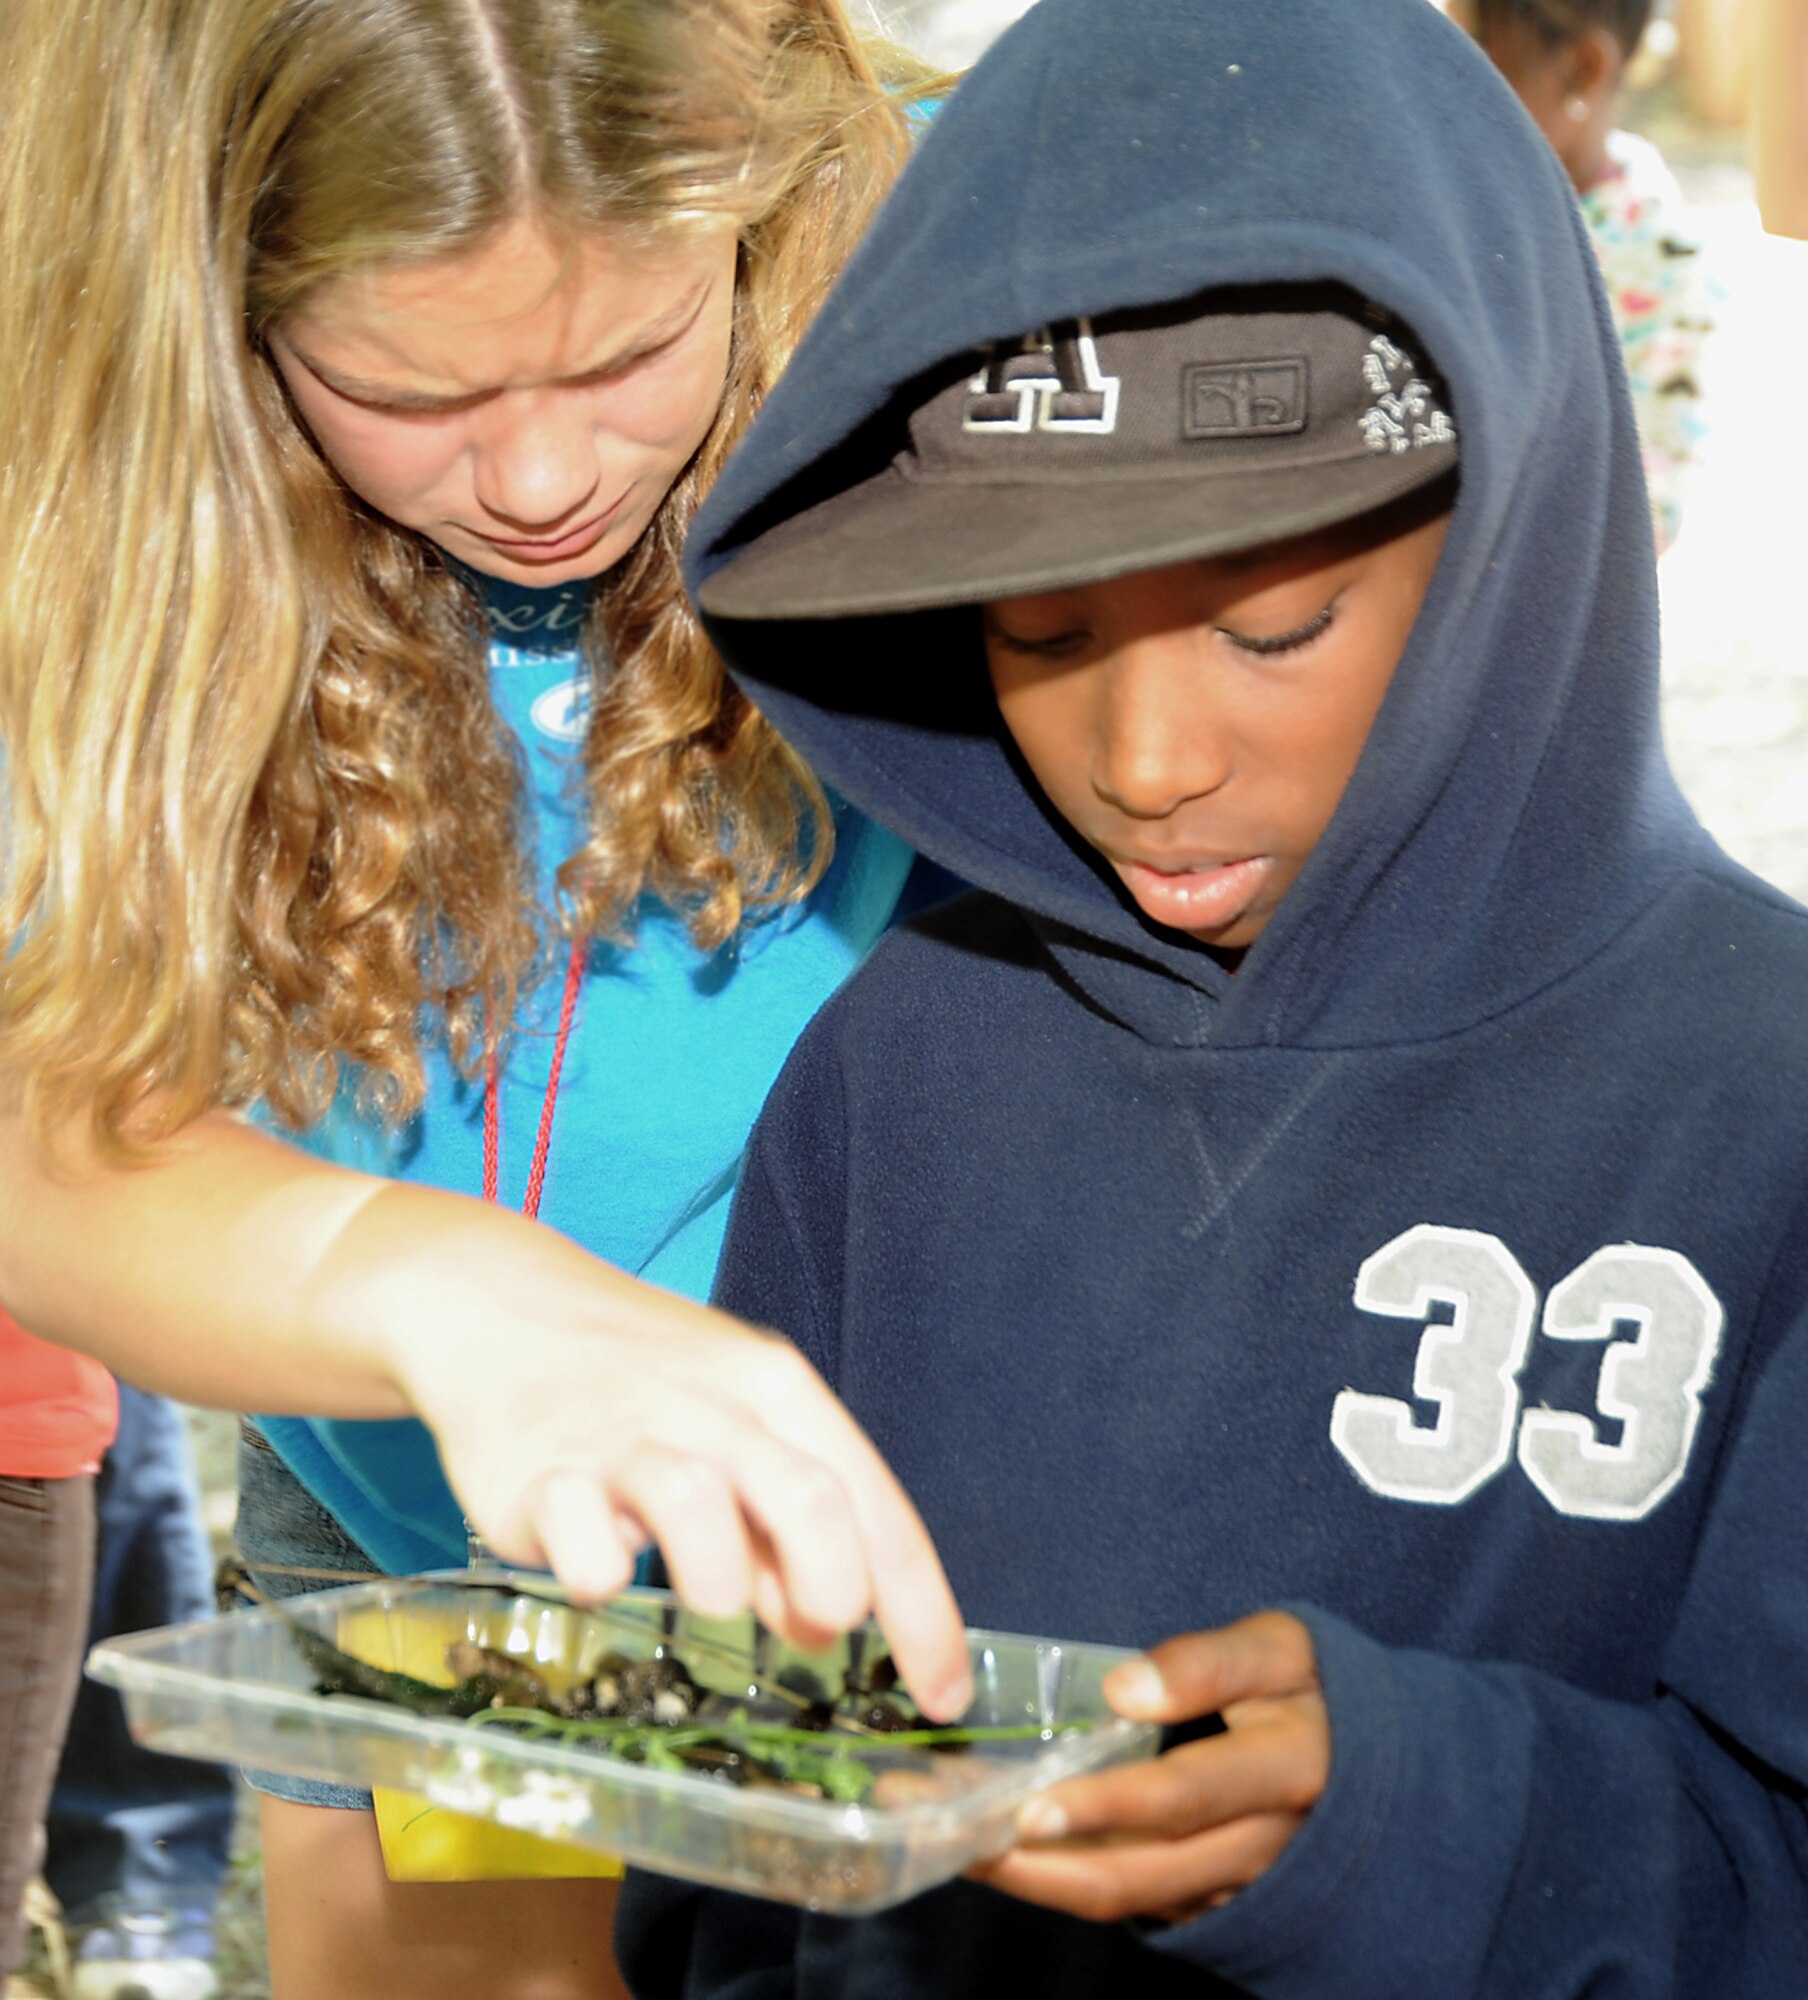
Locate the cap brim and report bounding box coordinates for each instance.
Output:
[700,441,1457,621]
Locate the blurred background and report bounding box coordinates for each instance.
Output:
[20,5,1805,1997]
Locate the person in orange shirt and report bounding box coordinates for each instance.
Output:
[0,1310,115,1993]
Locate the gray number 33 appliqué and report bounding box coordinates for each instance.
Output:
[1329,1225,1724,1520]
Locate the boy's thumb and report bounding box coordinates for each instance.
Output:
[1102,1611,1318,1721]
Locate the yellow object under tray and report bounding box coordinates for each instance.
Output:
[337,1603,624,1884]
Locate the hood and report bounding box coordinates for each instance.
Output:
[688,0,1708,1049]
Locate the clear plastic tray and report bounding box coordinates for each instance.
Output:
[88,1575,1156,1913]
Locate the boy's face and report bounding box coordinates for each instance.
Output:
[983,498,1451,953]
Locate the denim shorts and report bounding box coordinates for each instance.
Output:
[232,1423,383,1812]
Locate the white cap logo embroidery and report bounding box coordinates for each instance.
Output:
[1359,334,1457,455]
[963,319,1122,436]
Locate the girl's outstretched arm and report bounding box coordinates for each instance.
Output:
[0,1104,973,1721]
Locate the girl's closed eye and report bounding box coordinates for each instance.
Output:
[303,316,695,421]
[350,390,487,420]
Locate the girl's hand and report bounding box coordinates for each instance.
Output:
[969,1612,1328,1923]
[0,1105,972,1722]
[335,1184,974,1721]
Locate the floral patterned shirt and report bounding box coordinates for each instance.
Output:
[1580,128,1714,555]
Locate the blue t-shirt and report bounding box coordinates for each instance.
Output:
[258,574,914,1570]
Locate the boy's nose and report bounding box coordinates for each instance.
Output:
[472,400,602,531]
[1091,635,1233,819]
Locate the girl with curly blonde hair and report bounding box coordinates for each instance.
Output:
[0,3,969,1992]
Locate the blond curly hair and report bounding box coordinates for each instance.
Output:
[0,0,939,1155]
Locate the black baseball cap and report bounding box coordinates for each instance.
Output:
[700,287,1458,620]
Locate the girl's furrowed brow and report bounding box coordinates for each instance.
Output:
[280,349,489,412]
[280,278,715,412]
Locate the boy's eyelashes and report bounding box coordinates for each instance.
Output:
[1222,601,1338,657]
[983,620,1093,661]
[984,599,1340,662]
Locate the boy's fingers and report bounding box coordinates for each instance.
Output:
[1016,1694,1329,1842]
[973,1810,1304,1926]
[1103,1611,1318,1722]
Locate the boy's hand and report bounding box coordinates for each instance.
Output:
[970,1612,1328,1925]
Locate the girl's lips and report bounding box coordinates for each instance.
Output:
[470,496,626,563]
[1113,854,1272,935]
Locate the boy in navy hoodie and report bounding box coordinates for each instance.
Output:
[616,1,1808,1995]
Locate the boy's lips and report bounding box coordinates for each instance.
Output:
[1111,853,1273,934]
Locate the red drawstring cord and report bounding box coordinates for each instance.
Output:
[468,934,587,1567]
[483,936,587,1220]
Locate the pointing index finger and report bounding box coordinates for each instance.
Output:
[748,1348,971,1719]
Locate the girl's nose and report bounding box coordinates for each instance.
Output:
[1092,634,1233,819]
[471,400,601,531]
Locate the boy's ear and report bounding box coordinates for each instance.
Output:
[1563,26,1624,114]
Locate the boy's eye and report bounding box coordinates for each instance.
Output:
[984,622,1092,660]
[1220,602,1337,657]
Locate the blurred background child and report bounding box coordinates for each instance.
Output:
[1453,0,1715,552]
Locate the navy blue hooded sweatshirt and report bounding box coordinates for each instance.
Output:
[616,2,1808,1995]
